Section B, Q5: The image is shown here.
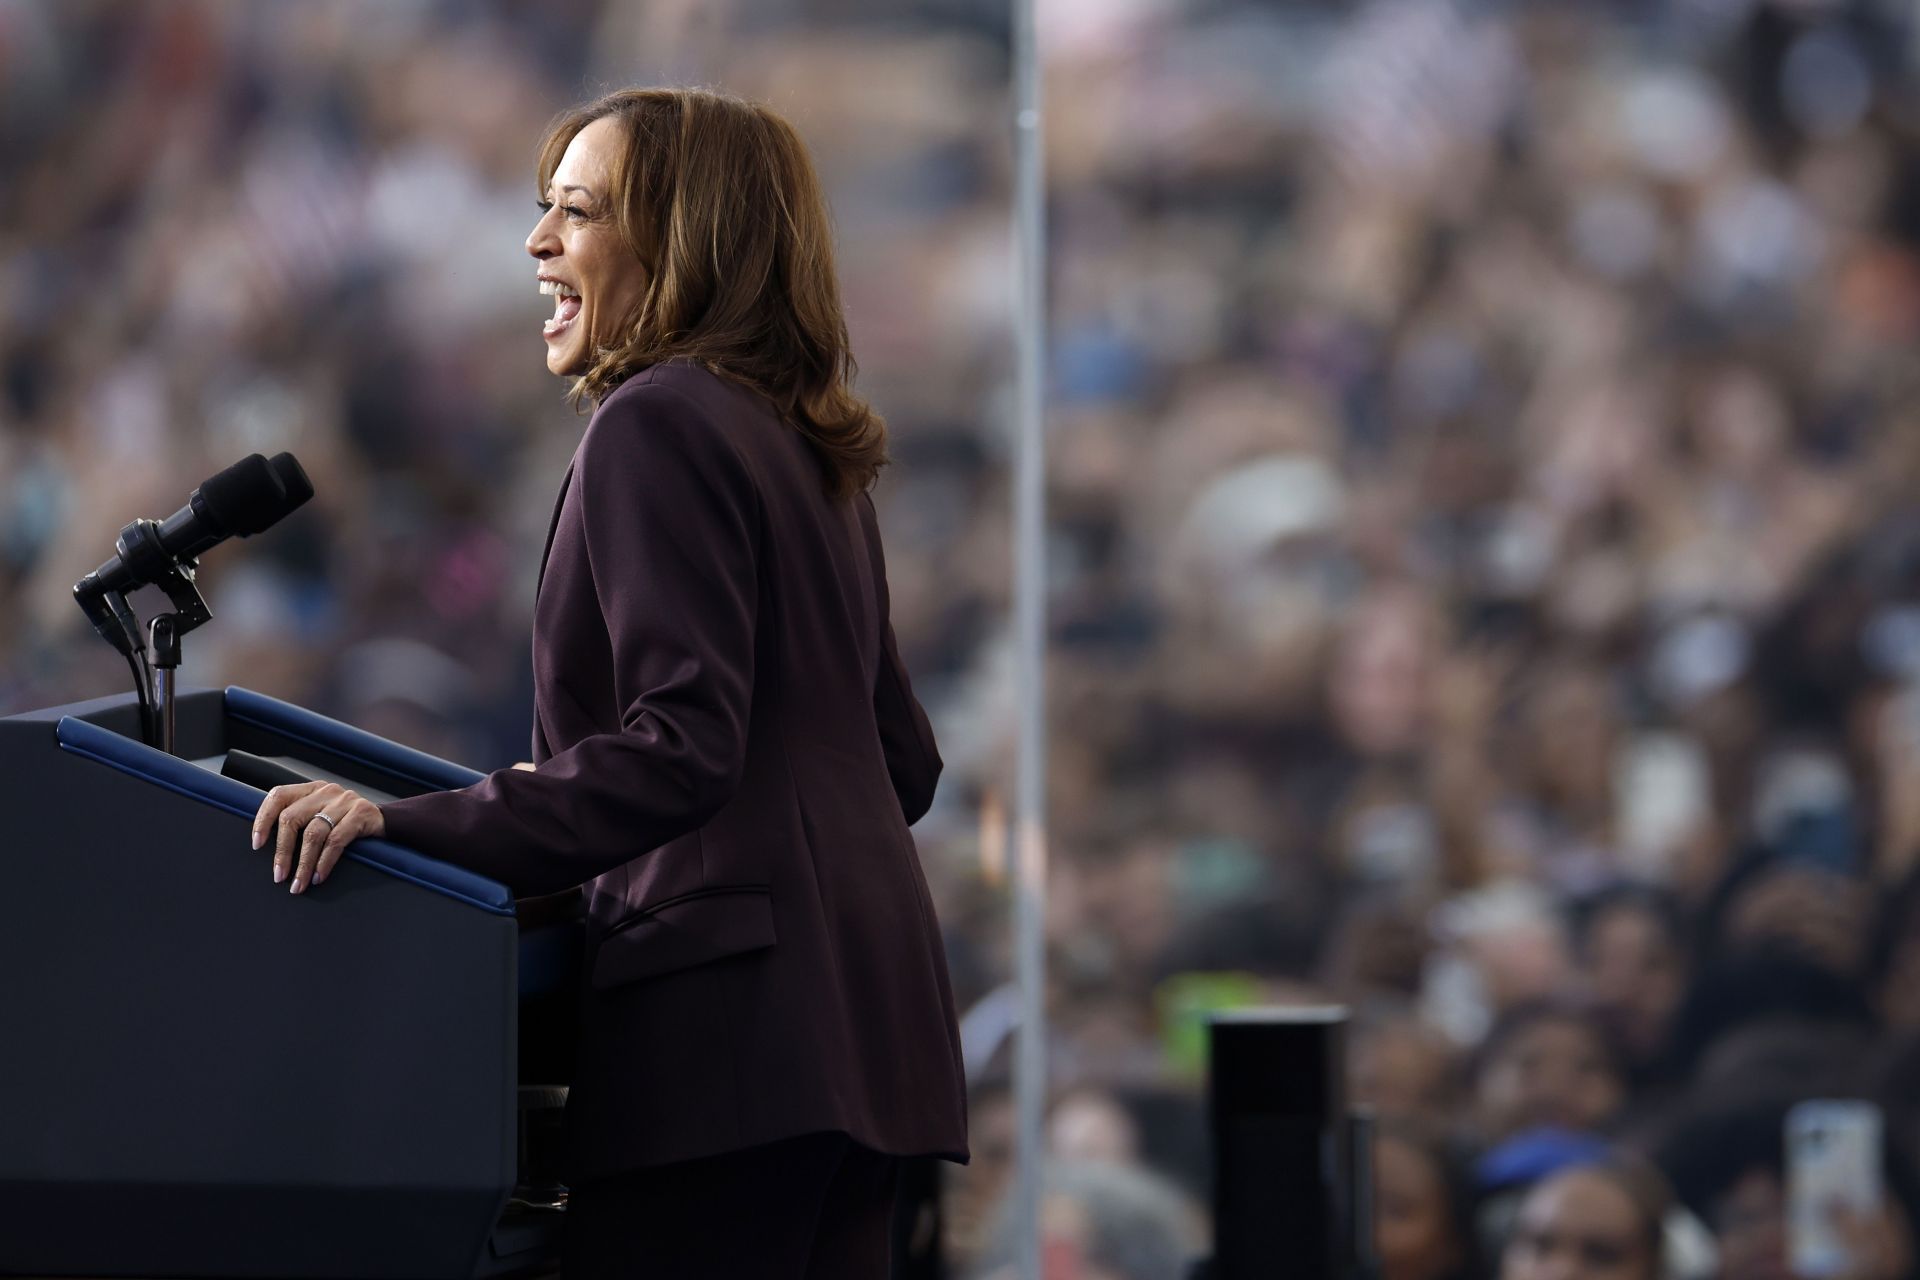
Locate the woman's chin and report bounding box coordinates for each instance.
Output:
[545,341,586,377]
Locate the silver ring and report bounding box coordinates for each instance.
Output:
[313,811,338,830]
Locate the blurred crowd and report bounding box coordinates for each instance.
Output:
[11,0,1920,1277]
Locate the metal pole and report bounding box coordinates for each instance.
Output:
[1010,0,1048,1277]
[150,614,180,755]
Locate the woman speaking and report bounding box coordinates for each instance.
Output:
[250,87,969,1278]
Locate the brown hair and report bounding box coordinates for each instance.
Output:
[535,87,887,499]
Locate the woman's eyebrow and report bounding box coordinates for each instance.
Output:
[547,183,595,201]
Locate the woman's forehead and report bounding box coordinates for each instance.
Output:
[549,117,623,193]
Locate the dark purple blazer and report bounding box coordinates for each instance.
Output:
[379,360,968,1178]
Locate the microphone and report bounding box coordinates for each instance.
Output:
[74,452,314,600]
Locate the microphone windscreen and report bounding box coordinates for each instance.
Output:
[267,453,315,510]
[195,454,289,537]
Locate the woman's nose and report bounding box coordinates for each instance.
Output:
[526,213,559,260]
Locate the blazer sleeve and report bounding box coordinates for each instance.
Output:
[860,493,942,825]
[379,383,760,897]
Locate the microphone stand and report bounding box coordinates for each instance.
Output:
[74,516,213,756]
[148,613,183,756]
[76,587,155,745]
[134,552,209,757]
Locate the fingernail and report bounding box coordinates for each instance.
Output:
[274,864,287,885]
[313,869,326,887]
[251,829,262,850]
[290,877,302,895]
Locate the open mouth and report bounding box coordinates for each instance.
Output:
[539,278,583,339]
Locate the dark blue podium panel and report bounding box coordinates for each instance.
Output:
[0,688,571,1279]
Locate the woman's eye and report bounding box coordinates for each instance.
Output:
[562,204,587,219]
[536,199,553,213]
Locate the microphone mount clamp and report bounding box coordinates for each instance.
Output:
[72,516,215,755]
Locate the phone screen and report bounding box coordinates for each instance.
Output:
[1787,1099,1884,1278]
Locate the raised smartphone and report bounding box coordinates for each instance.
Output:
[1787,1099,1884,1278]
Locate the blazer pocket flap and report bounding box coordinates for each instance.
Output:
[591,887,777,990]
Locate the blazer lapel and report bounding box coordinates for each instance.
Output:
[530,460,574,766]
[536,460,575,601]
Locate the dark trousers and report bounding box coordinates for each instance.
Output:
[562,1131,900,1279]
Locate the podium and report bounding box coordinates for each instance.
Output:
[0,687,579,1279]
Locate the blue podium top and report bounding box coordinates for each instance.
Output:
[53,688,515,917]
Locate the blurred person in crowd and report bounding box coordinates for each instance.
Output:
[1869,865,1920,1035]
[1424,882,1575,1046]
[1866,680,1920,887]
[1329,584,1439,766]
[1350,1004,1462,1125]
[1152,881,1329,992]
[1658,1095,1917,1280]
[1114,1088,1211,1207]
[1308,583,1483,898]
[1663,848,1881,1087]
[250,88,965,1278]
[1690,1016,1878,1111]
[1498,1161,1671,1280]
[968,1160,1206,1280]
[1047,1088,1142,1168]
[1326,897,1432,1002]
[1692,846,1875,983]
[1376,1120,1482,1280]
[1072,828,1184,994]
[1720,859,1872,980]
[1509,661,1623,894]
[1665,947,1879,1089]
[1473,1001,1627,1148]
[1572,885,1689,1091]
[1872,1033,1920,1193]
[947,1081,1015,1268]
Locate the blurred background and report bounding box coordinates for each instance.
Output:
[12,0,1920,1276]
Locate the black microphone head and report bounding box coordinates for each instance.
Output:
[194,453,290,538]
[267,452,314,511]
